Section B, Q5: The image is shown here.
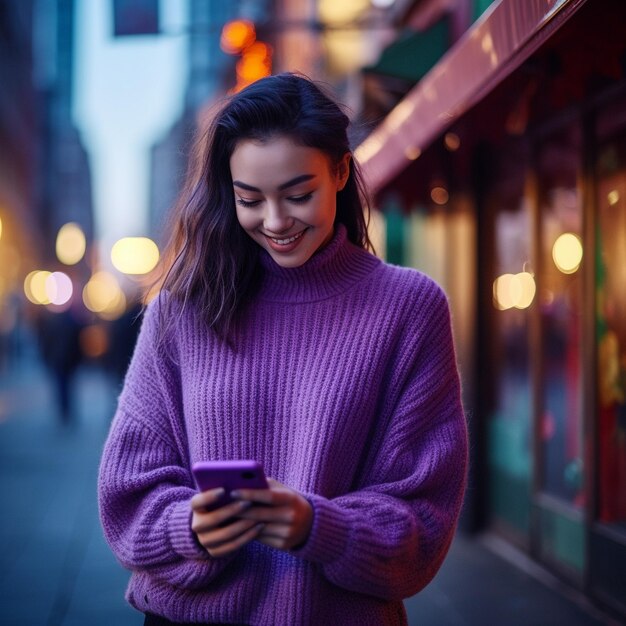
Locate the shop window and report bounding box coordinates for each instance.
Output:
[596,127,626,528]
[488,144,533,538]
[537,123,584,507]
[381,195,406,266]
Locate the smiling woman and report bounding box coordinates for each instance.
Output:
[150,73,372,338]
[98,73,468,626]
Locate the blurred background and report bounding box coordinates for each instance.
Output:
[1,0,625,624]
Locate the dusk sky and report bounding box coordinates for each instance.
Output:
[73,0,188,257]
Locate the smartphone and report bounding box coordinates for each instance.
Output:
[192,460,269,510]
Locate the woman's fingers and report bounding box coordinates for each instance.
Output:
[190,478,312,553]
[190,487,225,511]
[190,492,259,557]
[203,522,265,558]
[234,481,313,550]
[237,504,295,523]
[256,522,292,539]
[255,522,305,550]
[191,498,252,534]
[198,517,258,548]
[231,486,287,505]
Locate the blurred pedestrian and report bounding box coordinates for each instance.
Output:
[36,305,83,423]
[105,297,143,387]
[99,73,468,625]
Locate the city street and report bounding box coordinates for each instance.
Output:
[0,346,618,625]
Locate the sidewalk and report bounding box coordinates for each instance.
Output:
[0,355,618,625]
[405,533,617,625]
[0,356,140,626]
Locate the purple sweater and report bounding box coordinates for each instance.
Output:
[98,225,468,625]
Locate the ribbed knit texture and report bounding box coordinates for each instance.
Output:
[98,225,468,625]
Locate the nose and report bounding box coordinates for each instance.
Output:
[263,201,293,234]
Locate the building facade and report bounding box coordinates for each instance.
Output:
[0,0,93,363]
[357,0,626,618]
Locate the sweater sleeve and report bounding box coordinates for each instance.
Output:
[98,299,235,590]
[291,282,468,600]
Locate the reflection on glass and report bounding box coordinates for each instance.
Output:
[493,272,536,310]
[552,233,583,274]
[538,125,584,507]
[596,134,626,527]
[489,194,533,536]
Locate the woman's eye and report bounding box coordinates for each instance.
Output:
[289,192,313,204]
[236,197,261,208]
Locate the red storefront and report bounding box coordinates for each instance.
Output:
[358,0,626,618]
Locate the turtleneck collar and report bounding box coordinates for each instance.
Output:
[257,224,381,303]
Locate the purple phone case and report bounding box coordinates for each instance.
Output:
[192,460,268,509]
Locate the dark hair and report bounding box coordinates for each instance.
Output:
[154,73,373,340]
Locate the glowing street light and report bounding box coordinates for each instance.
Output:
[431,186,449,205]
[220,19,256,54]
[111,237,159,275]
[56,222,86,265]
[552,233,583,274]
[83,271,121,312]
[24,270,52,304]
[493,272,536,310]
[45,271,73,305]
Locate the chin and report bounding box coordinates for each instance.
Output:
[270,252,311,268]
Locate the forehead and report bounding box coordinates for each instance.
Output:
[229,136,331,187]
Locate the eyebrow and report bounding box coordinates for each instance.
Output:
[232,174,316,193]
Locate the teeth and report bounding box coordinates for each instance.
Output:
[271,231,304,245]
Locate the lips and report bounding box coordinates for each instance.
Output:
[263,228,308,253]
[268,230,305,245]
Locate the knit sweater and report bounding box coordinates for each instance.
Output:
[98,225,468,625]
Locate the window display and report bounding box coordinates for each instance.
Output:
[537,123,584,507]
[596,129,626,527]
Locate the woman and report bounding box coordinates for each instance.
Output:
[98,73,468,626]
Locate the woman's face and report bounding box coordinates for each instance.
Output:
[230,135,350,268]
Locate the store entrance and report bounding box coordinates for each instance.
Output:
[483,97,626,617]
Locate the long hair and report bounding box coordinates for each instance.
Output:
[154,73,373,341]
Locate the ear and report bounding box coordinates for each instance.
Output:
[336,153,351,191]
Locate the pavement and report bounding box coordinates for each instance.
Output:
[0,348,621,626]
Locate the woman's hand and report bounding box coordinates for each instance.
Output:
[233,478,313,551]
[190,488,264,558]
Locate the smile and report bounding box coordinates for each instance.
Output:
[267,230,306,246]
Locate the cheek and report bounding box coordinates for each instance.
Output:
[316,190,337,222]
[235,207,256,231]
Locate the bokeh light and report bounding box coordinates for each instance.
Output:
[234,41,272,91]
[56,222,86,265]
[79,324,109,358]
[444,132,461,151]
[98,288,126,321]
[83,272,126,315]
[220,19,256,54]
[404,146,421,160]
[45,271,73,306]
[24,270,52,304]
[493,272,536,310]
[111,237,159,275]
[552,232,583,274]
[515,272,536,308]
[431,186,449,205]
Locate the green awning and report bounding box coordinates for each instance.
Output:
[363,19,449,83]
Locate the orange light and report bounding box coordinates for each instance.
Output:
[235,42,272,89]
[79,324,109,359]
[220,20,256,55]
[430,186,449,205]
[444,132,461,152]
